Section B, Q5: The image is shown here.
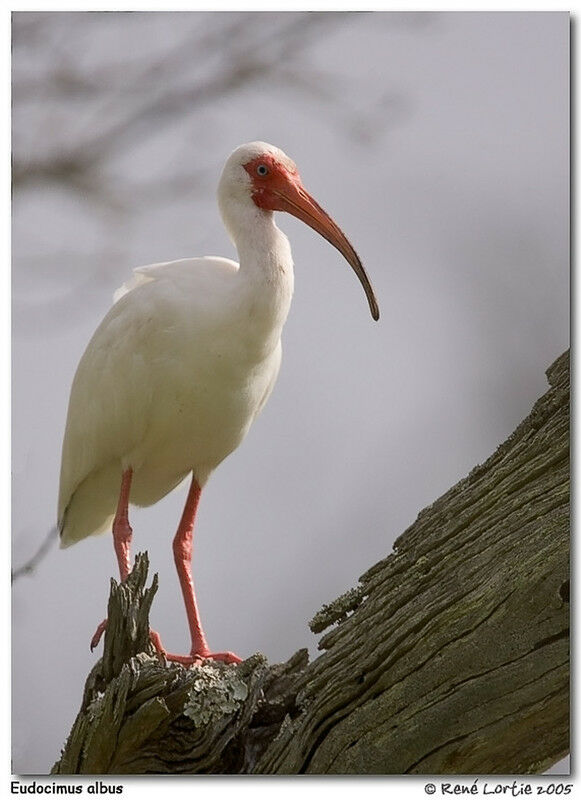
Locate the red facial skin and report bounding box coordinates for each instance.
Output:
[243,154,380,321]
[244,153,301,212]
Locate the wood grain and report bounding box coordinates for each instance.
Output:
[53,351,569,775]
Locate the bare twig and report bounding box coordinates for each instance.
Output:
[12,525,58,583]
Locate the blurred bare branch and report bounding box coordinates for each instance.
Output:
[13,13,354,198]
[12,12,419,202]
[12,11,425,342]
[12,526,58,583]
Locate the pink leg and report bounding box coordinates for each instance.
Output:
[90,468,164,653]
[91,468,134,650]
[90,470,240,665]
[113,468,133,582]
[161,475,241,665]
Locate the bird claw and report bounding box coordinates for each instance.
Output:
[90,619,167,656]
[90,619,108,651]
[204,651,243,665]
[145,626,242,666]
[90,619,241,666]
[161,648,243,666]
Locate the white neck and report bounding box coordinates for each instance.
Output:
[219,194,295,351]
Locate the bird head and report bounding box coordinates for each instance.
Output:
[219,142,379,321]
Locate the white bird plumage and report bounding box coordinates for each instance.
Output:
[58,141,378,663]
[59,147,294,545]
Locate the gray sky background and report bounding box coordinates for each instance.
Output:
[12,11,569,774]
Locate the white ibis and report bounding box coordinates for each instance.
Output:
[58,141,379,665]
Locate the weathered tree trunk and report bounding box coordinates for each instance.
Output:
[52,350,569,775]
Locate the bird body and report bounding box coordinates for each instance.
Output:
[58,141,378,663]
[59,244,292,546]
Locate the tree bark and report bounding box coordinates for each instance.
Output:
[52,350,569,775]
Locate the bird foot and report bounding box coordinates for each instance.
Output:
[164,650,243,666]
[90,620,241,665]
[90,618,107,651]
[146,626,242,665]
[154,638,243,666]
[89,618,165,654]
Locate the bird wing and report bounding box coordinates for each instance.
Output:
[113,256,238,303]
[58,288,158,541]
[58,256,240,544]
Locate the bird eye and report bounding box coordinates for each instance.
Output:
[256,164,269,176]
